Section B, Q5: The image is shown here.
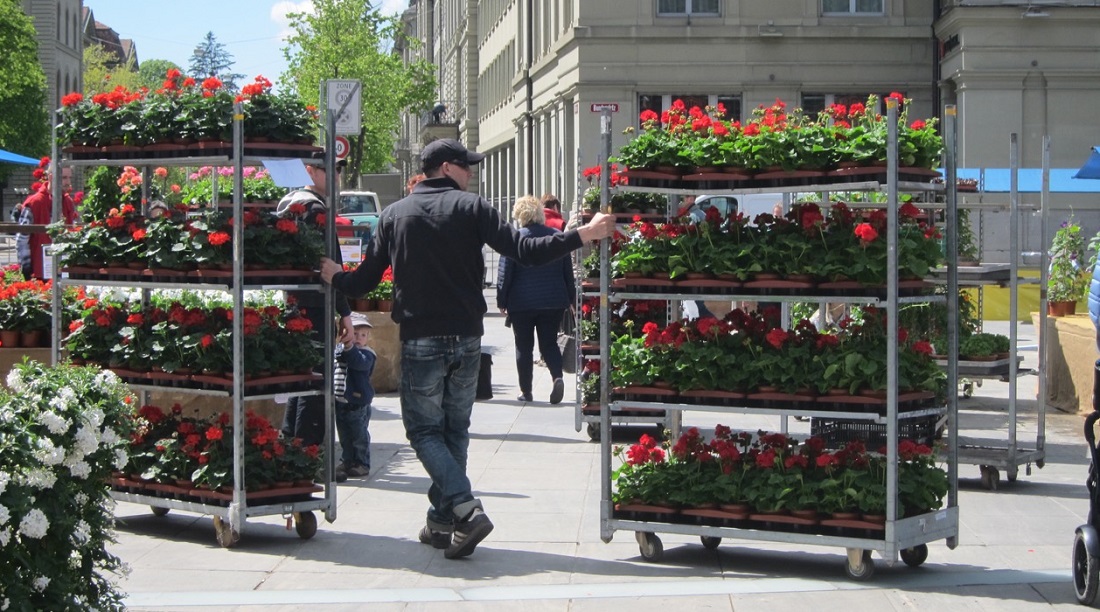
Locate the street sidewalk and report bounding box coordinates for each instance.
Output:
[112,295,1089,610]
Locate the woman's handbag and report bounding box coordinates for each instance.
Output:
[558,309,578,374]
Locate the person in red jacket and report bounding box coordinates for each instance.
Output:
[540,193,564,231]
[17,159,76,279]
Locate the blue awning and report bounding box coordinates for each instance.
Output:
[954,165,1100,193]
[1073,146,1100,180]
[0,149,38,166]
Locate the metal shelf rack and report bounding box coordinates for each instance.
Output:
[591,104,961,579]
[52,108,339,547]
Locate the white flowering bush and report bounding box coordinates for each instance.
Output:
[0,360,136,611]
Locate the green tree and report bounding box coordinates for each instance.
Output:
[280,0,436,177]
[138,58,183,90]
[188,31,244,90]
[83,43,142,95]
[0,1,50,175]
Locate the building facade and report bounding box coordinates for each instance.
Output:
[402,1,1100,261]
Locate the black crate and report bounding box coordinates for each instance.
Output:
[810,412,945,449]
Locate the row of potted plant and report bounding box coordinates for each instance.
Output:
[63,291,322,376]
[58,72,317,148]
[613,94,942,173]
[609,201,944,285]
[123,402,322,491]
[614,426,948,518]
[50,200,324,271]
[609,306,945,398]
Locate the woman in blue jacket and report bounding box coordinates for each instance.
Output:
[497,195,576,404]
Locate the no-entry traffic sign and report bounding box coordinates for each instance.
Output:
[334,136,350,160]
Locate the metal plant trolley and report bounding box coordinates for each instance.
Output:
[51,109,339,547]
[592,105,961,579]
[929,135,1051,490]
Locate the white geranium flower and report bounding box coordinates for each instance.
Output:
[18,508,49,539]
[5,368,24,392]
[94,370,119,387]
[68,461,91,480]
[2,596,9,611]
[83,407,105,429]
[101,427,120,445]
[23,468,57,491]
[32,576,49,592]
[72,520,90,546]
[74,492,89,507]
[0,471,8,495]
[49,394,70,414]
[37,410,70,436]
[113,448,128,470]
[0,504,8,525]
[58,385,76,405]
[0,527,10,547]
[73,426,99,457]
[34,438,65,466]
[0,406,12,424]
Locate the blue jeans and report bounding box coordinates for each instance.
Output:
[335,402,371,468]
[400,335,483,532]
[509,308,565,394]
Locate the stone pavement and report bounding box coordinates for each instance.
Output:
[111,294,1091,610]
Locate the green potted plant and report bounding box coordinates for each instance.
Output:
[1048,219,1089,316]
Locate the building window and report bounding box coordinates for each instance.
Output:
[822,0,883,15]
[657,0,720,16]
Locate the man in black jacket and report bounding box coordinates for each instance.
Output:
[319,138,616,559]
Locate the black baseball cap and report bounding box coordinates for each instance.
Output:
[307,149,347,170]
[421,138,485,171]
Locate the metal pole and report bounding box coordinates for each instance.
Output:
[324,108,338,523]
[1008,134,1019,457]
[944,106,960,535]
[50,111,60,365]
[884,99,899,552]
[598,108,613,543]
[1037,135,1050,454]
[230,102,245,533]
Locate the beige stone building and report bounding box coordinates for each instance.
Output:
[397,1,1100,260]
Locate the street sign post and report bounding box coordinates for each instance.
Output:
[590,103,619,113]
[326,79,362,136]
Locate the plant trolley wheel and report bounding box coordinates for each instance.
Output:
[844,548,875,581]
[294,510,318,539]
[586,422,601,442]
[900,544,929,568]
[212,515,240,548]
[1074,531,1100,605]
[700,535,721,550]
[635,531,663,562]
[149,506,169,517]
[980,465,999,490]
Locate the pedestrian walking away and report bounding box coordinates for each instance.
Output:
[497,195,574,404]
[333,313,377,482]
[17,158,77,280]
[541,193,565,231]
[319,138,617,559]
[280,150,355,447]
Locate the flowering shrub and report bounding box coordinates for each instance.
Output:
[0,361,136,611]
[1049,219,1089,303]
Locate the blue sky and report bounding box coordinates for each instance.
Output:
[86,0,408,87]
